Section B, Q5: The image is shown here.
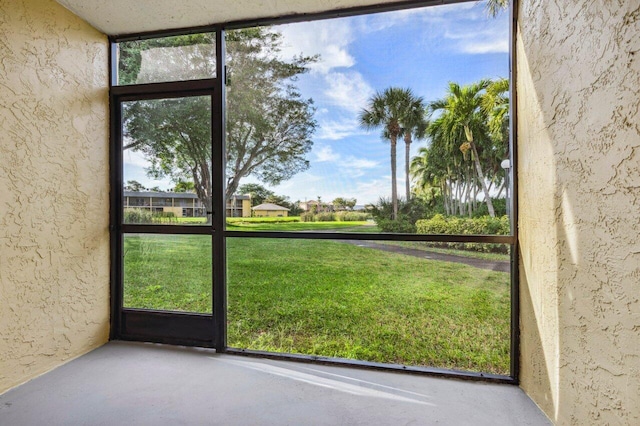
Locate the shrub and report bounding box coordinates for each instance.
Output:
[153,211,177,223]
[343,212,370,221]
[314,212,336,222]
[369,198,429,233]
[335,211,369,222]
[124,208,154,224]
[375,218,416,233]
[472,198,507,217]
[300,212,315,222]
[416,214,510,253]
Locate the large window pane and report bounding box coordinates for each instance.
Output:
[122,96,212,225]
[224,2,511,234]
[227,237,511,375]
[124,234,212,313]
[116,33,216,85]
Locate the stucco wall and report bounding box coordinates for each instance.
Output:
[517,1,640,424]
[0,0,109,393]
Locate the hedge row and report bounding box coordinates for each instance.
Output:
[416,214,510,253]
[416,214,509,235]
[300,211,370,222]
[124,209,177,224]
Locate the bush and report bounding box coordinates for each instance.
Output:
[369,198,429,233]
[300,212,315,222]
[335,211,370,222]
[472,198,507,217]
[416,214,510,253]
[153,211,177,223]
[314,212,336,222]
[124,209,154,224]
[300,211,369,222]
[375,218,416,233]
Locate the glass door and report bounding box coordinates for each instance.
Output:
[112,89,222,347]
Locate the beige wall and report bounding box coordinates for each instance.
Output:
[242,199,252,218]
[0,0,109,393]
[517,1,640,424]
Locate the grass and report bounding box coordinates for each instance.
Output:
[124,234,511,375]
[124,234,212,312]
[227,216,301,223]
[379,241,510,262]
[227,220,370,231]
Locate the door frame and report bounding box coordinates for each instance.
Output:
[109,31,227,349]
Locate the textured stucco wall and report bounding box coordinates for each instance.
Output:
[517,1,640,424]
[0,0,109,393]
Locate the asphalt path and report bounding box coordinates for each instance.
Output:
[339,240,510,273]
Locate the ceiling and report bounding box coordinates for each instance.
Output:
[54,0,427,36]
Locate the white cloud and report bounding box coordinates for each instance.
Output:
[323,71,374,113]
[315,144,341,162]
[460,39,509,54]
[346,157,378,170]
[353,178,390,204]
[316,118,364,141]
[278,20,355,74]
[359,2,477,33]
[442,14,509,55]
[122,147,149,168]
[122,148,174,190]
[357,1,508,56]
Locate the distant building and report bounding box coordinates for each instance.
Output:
[252,203,290,217]
[298,200,333,212]
[123,191,251,218]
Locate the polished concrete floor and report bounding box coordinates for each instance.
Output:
[0,341,550,425]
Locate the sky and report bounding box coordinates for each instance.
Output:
[123,0,509,206]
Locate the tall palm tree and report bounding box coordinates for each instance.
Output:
[429,80,496,217]
[359,87,413,220]
[399,93,427,202]
[482,77,510,154]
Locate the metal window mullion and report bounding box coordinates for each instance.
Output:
[509,0,520,383]
[212,28,227,352]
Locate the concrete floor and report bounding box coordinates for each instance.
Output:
[0,341,550,425]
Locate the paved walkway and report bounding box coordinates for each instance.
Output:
[340,240,510,272]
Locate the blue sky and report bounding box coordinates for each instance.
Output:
[124,0,509,205]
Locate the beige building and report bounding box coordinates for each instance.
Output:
[123,191,251,218]
[0,0,638,424]
[251,203,290,217]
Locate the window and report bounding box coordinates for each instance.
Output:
[110,0,516,380]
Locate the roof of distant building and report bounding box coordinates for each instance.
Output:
[124,191,198,199]
[123,191,250,200]
[252,203,290,211]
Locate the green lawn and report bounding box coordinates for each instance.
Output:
[123,234,511,375]
[227,220,370,231]
[379,241,510,261]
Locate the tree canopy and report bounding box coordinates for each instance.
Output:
[411,78,509,217]
[120,28,317,219]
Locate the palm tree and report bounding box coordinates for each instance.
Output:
[399,93,427,202]
[359,87,414,220]
[485,0,509,17]
[482,77,510,153]
[482,77,510,200]
[429,80,496,217]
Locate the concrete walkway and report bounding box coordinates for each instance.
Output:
[0,341,550,425]
[340,240,510,272]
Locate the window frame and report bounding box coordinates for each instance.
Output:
[109,0,519,383]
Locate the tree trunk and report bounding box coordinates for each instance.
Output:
[469,139,496,217]
[404,134,411,202]
[442,181,449,215]
[390,136,398,220]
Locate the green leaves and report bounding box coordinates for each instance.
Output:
[121,28,318,212]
